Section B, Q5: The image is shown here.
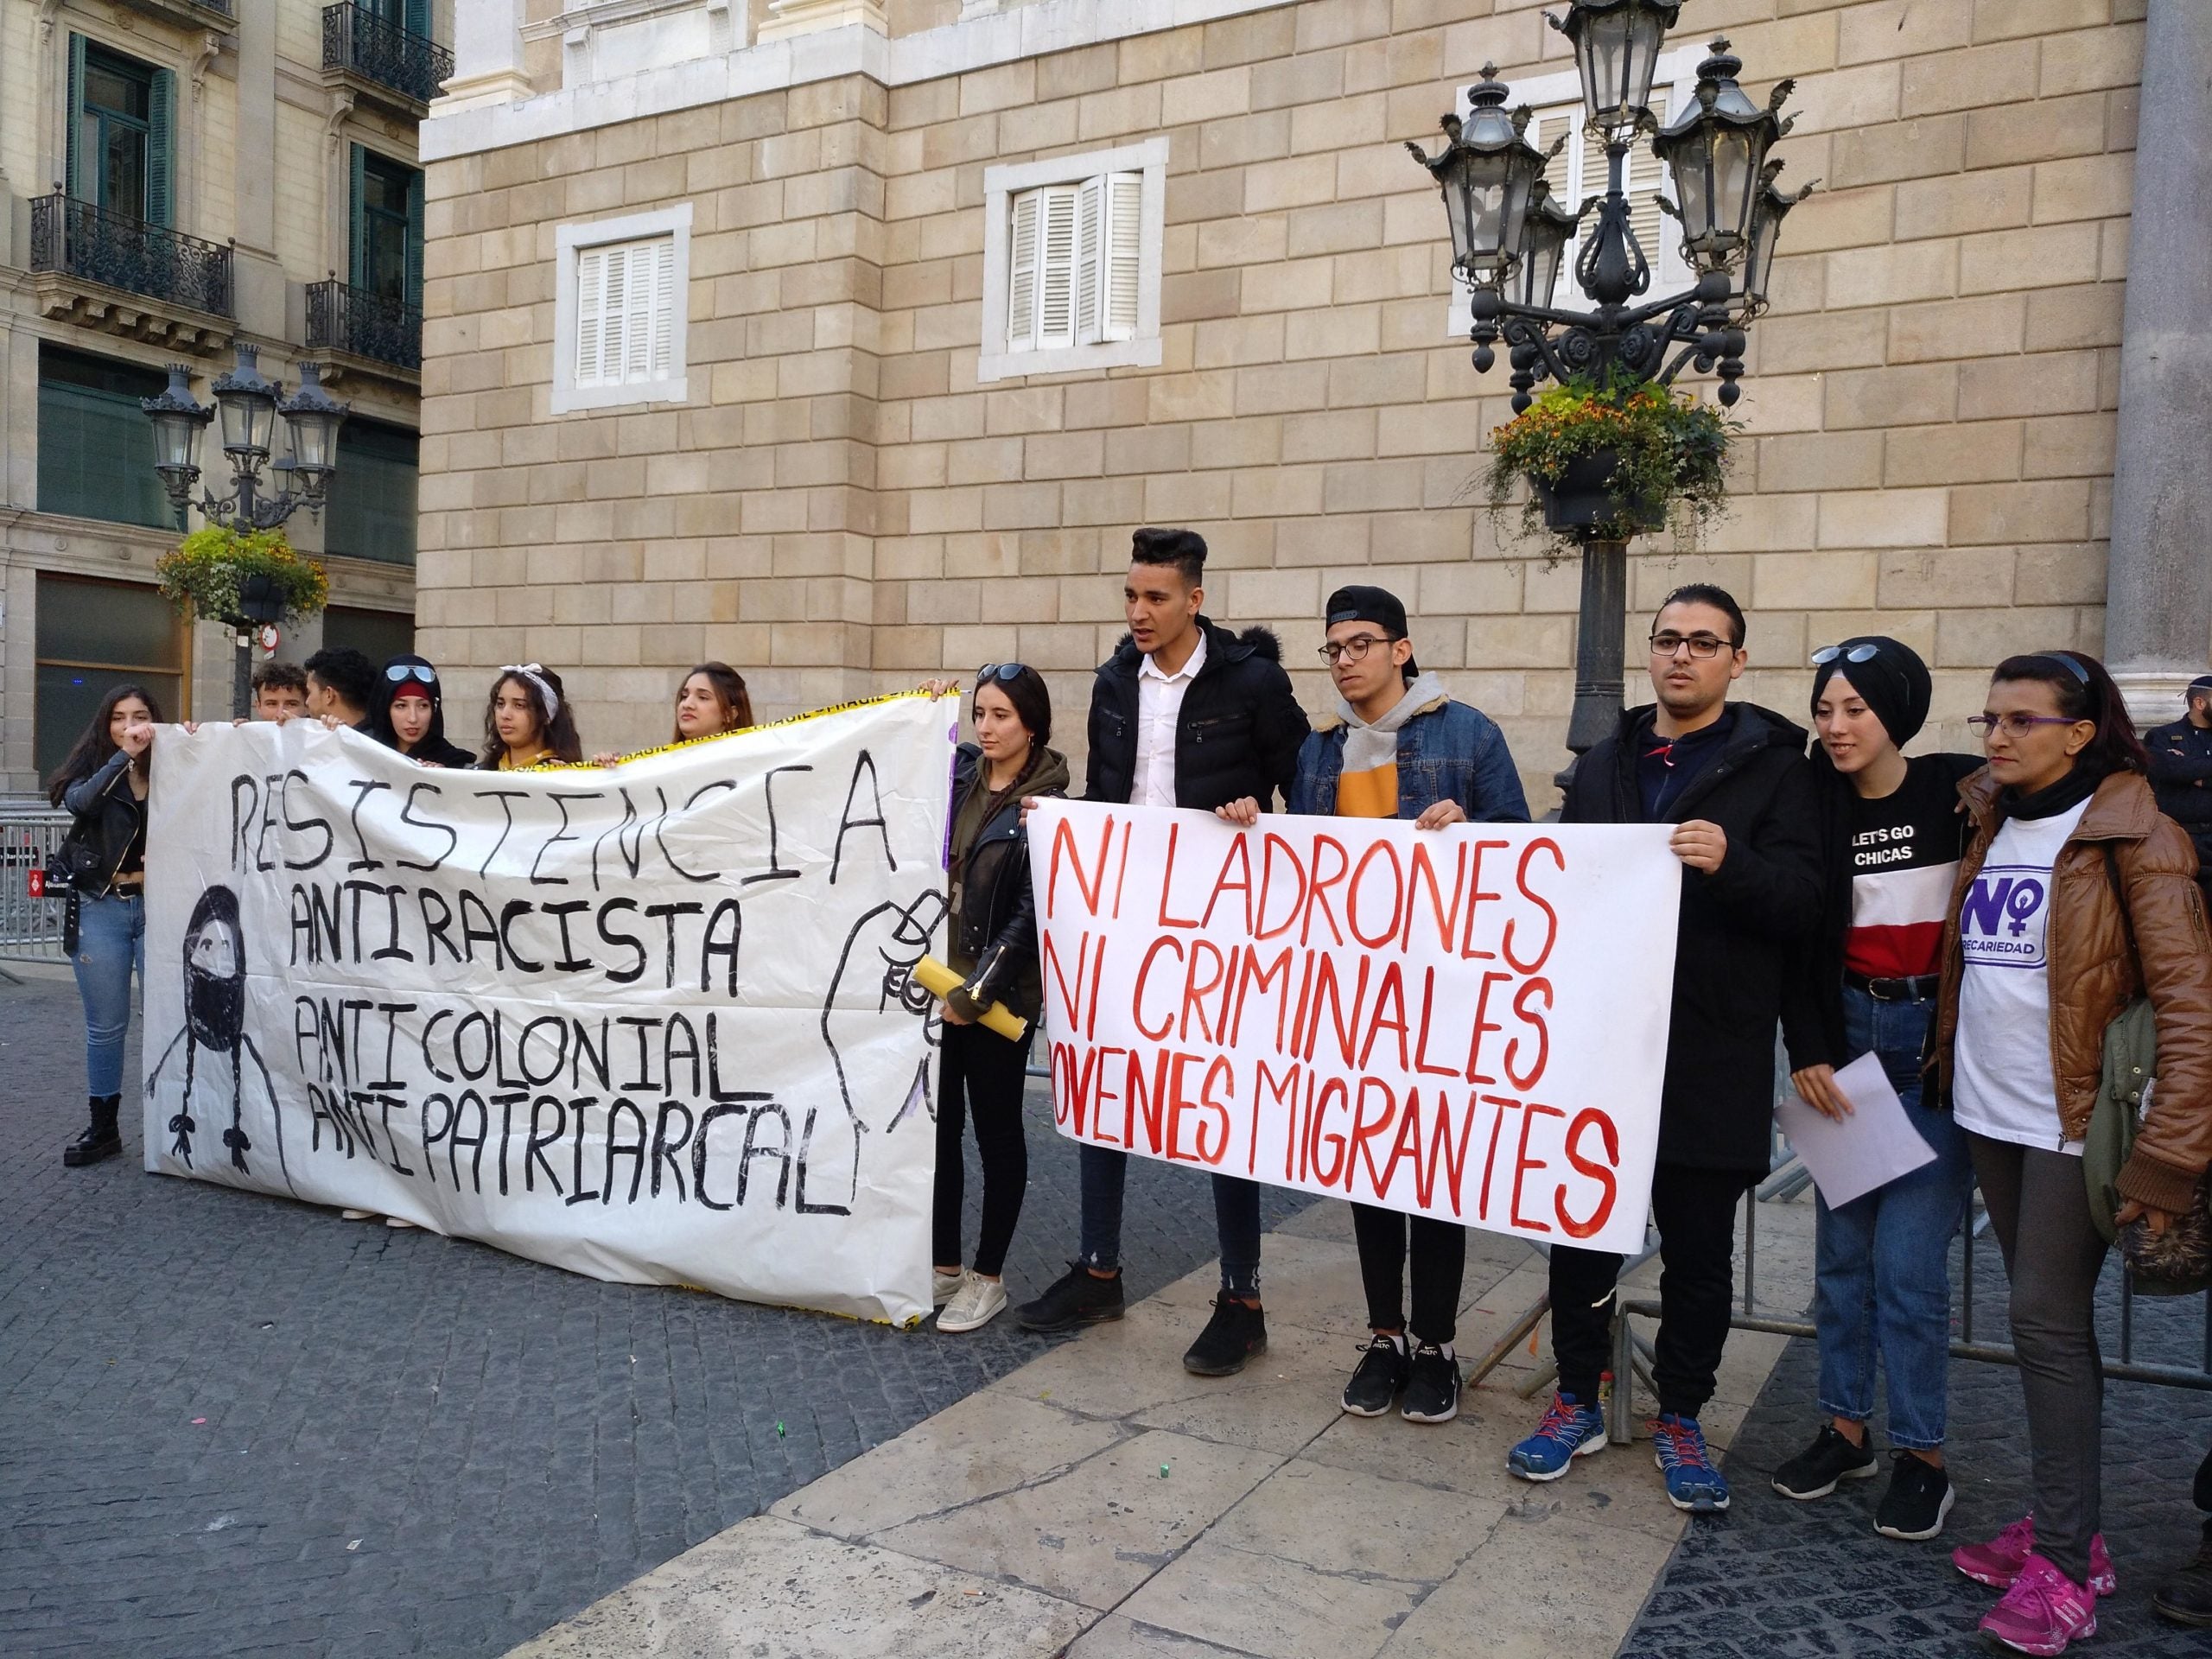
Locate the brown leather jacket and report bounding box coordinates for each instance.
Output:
[1932,767,2212,1214]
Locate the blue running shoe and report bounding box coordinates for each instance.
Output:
[1652,1413,1730,1511]
[1508,1393,1606,1481]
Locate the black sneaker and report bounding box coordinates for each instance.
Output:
[1339,1335,1409,1416]
[2152,1538,2212,1628]
[1182,1298,1267,1376]
[1014,1262,1125,1332]
[1401,1343,1461,1424]
[1771,1423,1880,1500]
[1873,1452,1955,1541]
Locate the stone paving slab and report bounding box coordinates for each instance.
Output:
[512,1201,1823,1659]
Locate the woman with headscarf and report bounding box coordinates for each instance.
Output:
[370,654,476,768]
[1773,637,1982,1542]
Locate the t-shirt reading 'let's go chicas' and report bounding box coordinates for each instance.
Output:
[1842,756,1972,982]
[1953,798,2092,1154]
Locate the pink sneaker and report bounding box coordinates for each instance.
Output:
[1978,1553,2098,1655]
[1953,1516,2117,1596]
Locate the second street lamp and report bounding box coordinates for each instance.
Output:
[1412,0,1809,778]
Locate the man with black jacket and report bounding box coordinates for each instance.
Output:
[1014,527,1310,1376]
[2145,676,2212,906]
[1506,583,1823,1512]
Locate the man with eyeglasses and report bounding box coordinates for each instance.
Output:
[1218,584,1526,1424]
[1508,582,1823,1514]
[2145,674,2212,907]
[1014,526,1310,1377]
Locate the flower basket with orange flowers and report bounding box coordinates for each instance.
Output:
[1484,378,1738,553]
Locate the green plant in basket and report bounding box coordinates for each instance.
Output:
[1484,378,1739,554]
[156,525,329,628]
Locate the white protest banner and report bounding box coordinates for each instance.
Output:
[1033,803,1681,1255]
[141,696,956,1325]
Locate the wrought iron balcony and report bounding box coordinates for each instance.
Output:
[307,277,422,374]
[322,3,453,113]
[29,193,233,332]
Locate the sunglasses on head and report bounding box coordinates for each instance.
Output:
[976,663,1027,684]
[1810,643,1879,667]
[385,663,437,684]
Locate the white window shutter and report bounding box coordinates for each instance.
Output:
[1073,175,1103,346]
[576,245,605,386]
[1103,172,1142,341]
[1007,189,1039,351]
[601,246,629,381]
[649,235,677,378]
[1036,184,1078,352]
[623,242,657,382]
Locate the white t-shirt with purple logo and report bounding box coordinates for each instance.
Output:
[1953,799,2092,1154]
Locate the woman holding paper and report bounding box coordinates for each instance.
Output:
[931,664,1069,1334]
[1776,639,1980,1541]
[1932,651,2212,1656]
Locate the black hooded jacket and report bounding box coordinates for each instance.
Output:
[370,654,475,769]
[1083,617,1309,811]
[1561,702,1825,1171]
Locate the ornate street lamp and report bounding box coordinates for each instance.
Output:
[143,345,351,716]
[1409,1,1808,779]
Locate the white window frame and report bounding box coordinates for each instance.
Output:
[552,202,691,414]
[1445,48,1701,340]
[979,137,1166,385]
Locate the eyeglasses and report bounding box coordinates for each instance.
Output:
[1319,633,1395,664]
[1650,632,1732,660]
[1811,643,1879,667]
[385,663,436,684]
[1967,713,2088,738]
[976,663,1027,684]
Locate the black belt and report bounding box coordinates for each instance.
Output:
[1846,969,1938,1002]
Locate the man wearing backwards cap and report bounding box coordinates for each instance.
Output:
[2145,675,2212,908]
[1222,585,1527,1426]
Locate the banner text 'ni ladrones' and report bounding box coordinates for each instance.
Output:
[1033,803,1680,1255]
[141,698,955,1323]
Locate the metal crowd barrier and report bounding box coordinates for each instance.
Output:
[0,800,73,970]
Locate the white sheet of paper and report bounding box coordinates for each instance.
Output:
[1777,1049,1939,1209]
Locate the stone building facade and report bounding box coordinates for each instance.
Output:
[0,0,448,790]
[416,0,2204,808]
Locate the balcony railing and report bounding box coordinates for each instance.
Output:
[307,277,422,372]
[29,194,233,319]
[322,3,453,109]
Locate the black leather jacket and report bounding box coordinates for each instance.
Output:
[60,750,148,899]
[949,743,1070,1024]
[1083,618,1307,811]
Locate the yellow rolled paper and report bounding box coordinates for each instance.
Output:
[912,956,1029,1042]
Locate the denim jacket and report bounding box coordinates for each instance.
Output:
[1287,695,1530,823]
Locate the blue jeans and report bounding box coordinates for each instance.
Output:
[1812,983,1974,1450]
[73,893,146,1099]
[1077,1143,1262,1297]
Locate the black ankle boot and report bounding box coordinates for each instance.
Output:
[63,1095,123,1167]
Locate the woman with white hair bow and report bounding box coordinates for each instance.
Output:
[480,663,583,769]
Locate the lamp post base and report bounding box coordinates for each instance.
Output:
[1554,537,1630,798]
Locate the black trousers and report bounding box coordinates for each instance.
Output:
[1548,1161,1762,1420]
[1351,1204,1465,1346]
[931,1022,1033,1278]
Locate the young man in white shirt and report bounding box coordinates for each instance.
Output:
[1014,527,1309,1376]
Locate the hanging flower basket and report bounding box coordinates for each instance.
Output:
[156,526,329,631]
[1485,379,1738,553]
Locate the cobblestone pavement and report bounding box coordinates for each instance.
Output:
[1625,1216,2212,1658]
[0,975,1309,1658]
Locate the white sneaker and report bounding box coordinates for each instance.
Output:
[933,1268,964,1306]
[385,1215,418,1230]
[938,1273,1008,1333]
[340,1209,375,1221]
